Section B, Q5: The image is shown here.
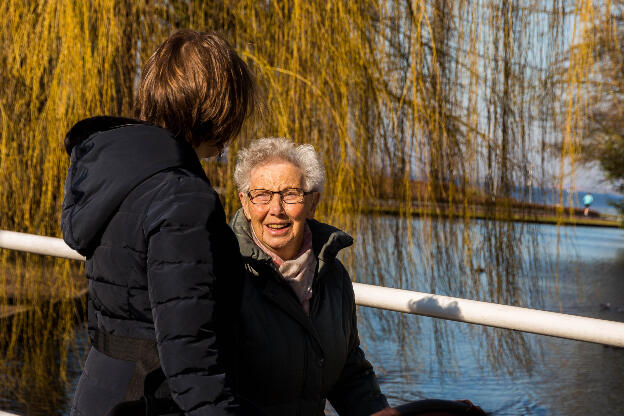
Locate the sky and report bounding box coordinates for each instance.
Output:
[573,163,621,194]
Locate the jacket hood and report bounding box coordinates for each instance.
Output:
[229,208,353,264]
[61,116,204,256]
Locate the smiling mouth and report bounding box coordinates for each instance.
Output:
[266,223,290,230]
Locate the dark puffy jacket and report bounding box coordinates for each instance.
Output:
[229,209,388,416]
[61,116,243,416]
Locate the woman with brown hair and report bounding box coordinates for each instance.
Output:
[61,29,254,416]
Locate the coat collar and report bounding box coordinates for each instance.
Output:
[229,207,353,266]
[64,116,149,155]
[229,208,354,358]
[61,116,204,256]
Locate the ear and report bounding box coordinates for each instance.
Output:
[239,192,251,220]
[306,192,320,219]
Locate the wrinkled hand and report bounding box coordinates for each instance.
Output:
[370,407,401,416]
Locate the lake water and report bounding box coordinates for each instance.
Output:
[336,220,624,415]
[1,219,623,415]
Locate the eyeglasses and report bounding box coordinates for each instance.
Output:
[247,188,314,205]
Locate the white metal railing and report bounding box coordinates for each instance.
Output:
[1,230,624,348]
[0,230,85,261]
[354,283,624,347]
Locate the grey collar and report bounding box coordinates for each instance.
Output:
[229,208,353,264]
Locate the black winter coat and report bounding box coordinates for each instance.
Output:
[61,117,243,416]
[229,209,388,416]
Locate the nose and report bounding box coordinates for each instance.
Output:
[267,193,284,214]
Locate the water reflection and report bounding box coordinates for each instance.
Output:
[0,302,88,416]
[342,215,551,374]
[1,217,623,415]
[346,219,624,416]
[539,339,624,416]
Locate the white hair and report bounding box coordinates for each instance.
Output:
[234,137,325,194]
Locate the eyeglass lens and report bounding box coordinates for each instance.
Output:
[249,188,305,204]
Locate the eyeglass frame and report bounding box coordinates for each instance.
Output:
[246,188,315,205]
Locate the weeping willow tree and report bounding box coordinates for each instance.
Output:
[578,1,624,195]
[0,0,612,413]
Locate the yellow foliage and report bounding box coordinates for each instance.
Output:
[0,0,615,411]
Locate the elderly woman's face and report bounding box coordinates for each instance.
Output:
[240,160,319,261]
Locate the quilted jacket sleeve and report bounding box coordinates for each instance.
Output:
[327,262,389,416]
[143,176,239,416]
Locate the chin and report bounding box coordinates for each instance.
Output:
[266,240,296,257]
[266,241,289,253]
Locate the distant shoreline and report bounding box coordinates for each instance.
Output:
[359,202,622,228]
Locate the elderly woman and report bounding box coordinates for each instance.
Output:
[229,137,398,416]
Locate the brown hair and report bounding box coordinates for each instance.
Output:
[135,29,255,148]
